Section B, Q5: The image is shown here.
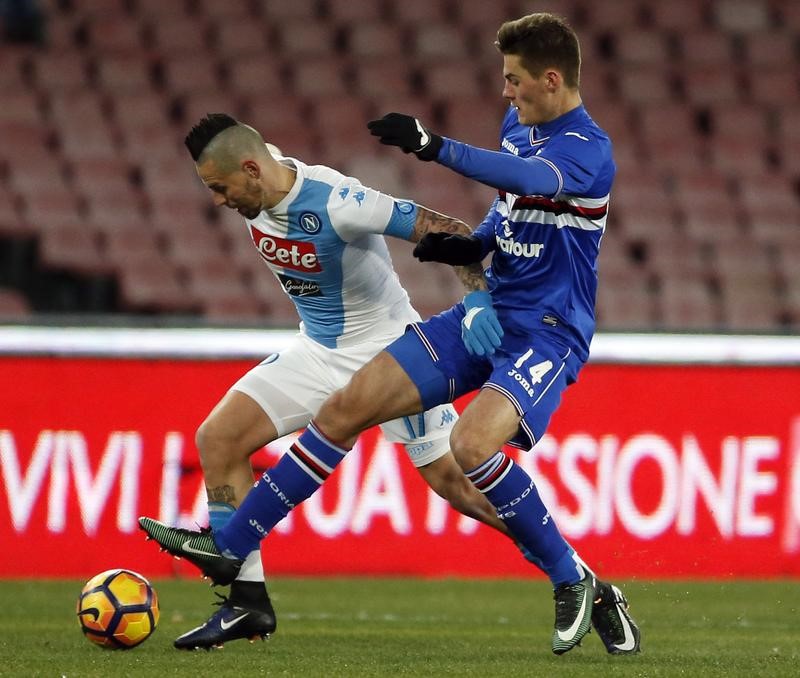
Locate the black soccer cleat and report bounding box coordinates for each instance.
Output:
[551,570,596,655]
[591,581,641,654]
[174,592,277,650]
[138,516,243,586]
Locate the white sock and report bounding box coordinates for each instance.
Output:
[236,550,264,583]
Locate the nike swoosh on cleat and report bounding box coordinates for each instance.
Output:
[181,540,221,558]
[556,591,588,642]
[415,119,430,147]
[612,604,637,651]
[220,613,248,630]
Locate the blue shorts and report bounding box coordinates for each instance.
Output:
[385,304,584,450]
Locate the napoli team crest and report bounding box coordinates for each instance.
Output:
[299,212,321,233]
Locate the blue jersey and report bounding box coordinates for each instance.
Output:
[440,104,615,362]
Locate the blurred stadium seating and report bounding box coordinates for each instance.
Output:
[0,0,798,331]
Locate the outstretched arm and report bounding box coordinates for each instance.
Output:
[369,112,561,196]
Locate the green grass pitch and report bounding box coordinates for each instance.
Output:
[1,578,797,677]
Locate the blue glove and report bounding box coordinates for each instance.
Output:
[461,290,503,356]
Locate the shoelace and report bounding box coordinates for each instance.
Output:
[212,591,230,608]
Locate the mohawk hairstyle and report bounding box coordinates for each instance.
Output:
[184,113,239,161]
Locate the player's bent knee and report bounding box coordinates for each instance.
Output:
[315,387,368,443]
[195,418,243,473]
[448,428,488,471]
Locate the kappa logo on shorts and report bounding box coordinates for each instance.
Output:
[439,409,455,426]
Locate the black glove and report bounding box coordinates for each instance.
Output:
[413,232,484,265]
[367,113,443,161]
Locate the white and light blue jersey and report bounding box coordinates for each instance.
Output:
[246,157,419,348]
[440,105,614,362]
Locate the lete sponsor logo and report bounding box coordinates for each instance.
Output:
[249,226,322,272]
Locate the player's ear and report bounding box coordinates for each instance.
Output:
[242,159,260,178]
[544,69,561,92]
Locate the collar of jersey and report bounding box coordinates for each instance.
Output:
[533,104,589,140]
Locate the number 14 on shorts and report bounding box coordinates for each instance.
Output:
[514,348,554,384]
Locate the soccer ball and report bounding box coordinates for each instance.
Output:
[76,569,159,649]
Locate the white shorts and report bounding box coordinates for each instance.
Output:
[231,332,457,467]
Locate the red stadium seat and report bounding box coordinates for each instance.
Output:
[255,0,321,21]
[742,31,797,67]
[645,238,709,279]
[213,19,269,58]
[102,227,165,267]
[388,0,450,25]
[31,50,89,92]
[681,66,743,106]
[423,63,487,100]
[613,30,672,65]
[596,270,657,331]
[116,257,198,314]
[709,104,769,143]
[84,15,145,54]
[21,188,85,231]
[617,66,676,106]
[326,0,387,23]
[224,54,285,97]
[277,20,339,60]
[69,157,135,197]
[583,0,647,30]
[352,60,416,99]
[134,0,189,18]
[746,71,800,106]
[412,24,470,63]
[708,137,772,178]
[160,54,221,96]
[712,0,771,33]
[347,22,405,60]
[657,274,720,330]
[48,91,108,129]
[196,0,253,21]
[645,0,709,31]
[288,57,350,98]
[677,31,736,65]
[38,224,110,277]
[94,54,155,94]
[148,16,210,57]
[637,103,703,146]
[0,92,43,124]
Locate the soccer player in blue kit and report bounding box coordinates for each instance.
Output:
[140,13,641,656]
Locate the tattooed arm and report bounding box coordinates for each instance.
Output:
[410,205,488,292]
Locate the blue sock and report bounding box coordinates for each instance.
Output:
[215,422,348,558]
[467,451,583,586]
[208,501,235,531]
